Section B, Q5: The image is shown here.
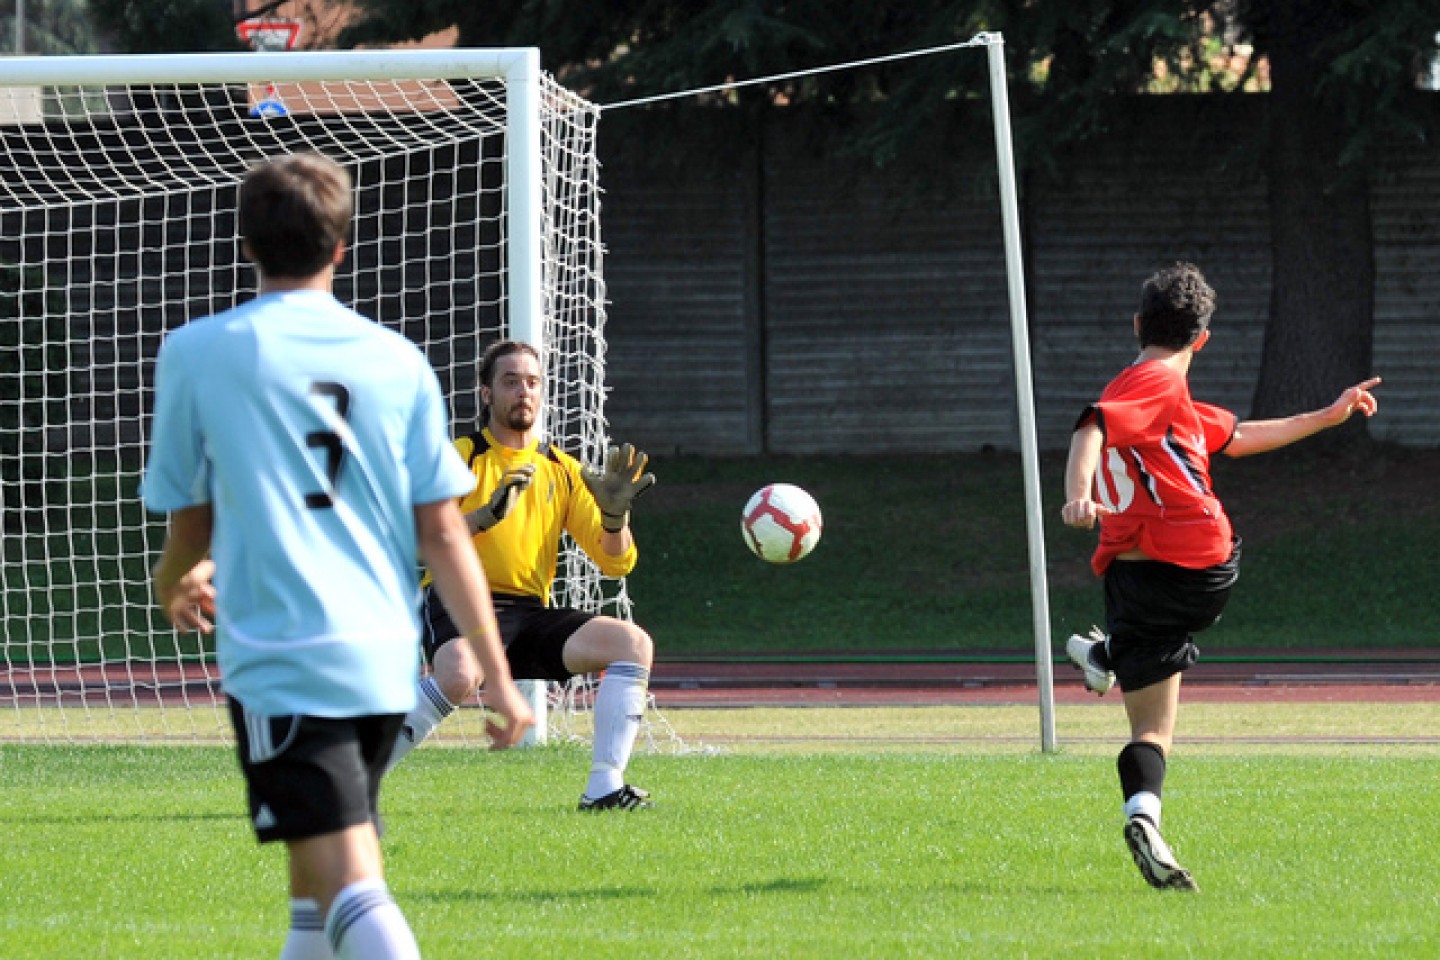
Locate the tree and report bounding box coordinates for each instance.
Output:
[337,1,994,109]
[89,0,240,53]
[1,0,98,55]
[1240,1,1433,425]
[996,1,1436,431]
[336,0,1439,431]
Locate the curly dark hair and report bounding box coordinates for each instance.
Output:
[1137,262,1216,350]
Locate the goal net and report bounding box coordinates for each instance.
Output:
[0,49,624,743]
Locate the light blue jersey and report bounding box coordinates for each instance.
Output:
[142,290,475,717]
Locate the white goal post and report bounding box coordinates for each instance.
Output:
[981,33,1056,753]
[600,32,1057,752]
[0,48,623,743]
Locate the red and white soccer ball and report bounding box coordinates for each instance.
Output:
[741,483,823,563]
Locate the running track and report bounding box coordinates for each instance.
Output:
[6,654,1440,708]
[648,655,1440,706]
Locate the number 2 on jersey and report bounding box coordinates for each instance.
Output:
[305,381,351,509]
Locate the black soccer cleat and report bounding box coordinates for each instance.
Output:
[578,784,652,812]
[1124,815,1198,891]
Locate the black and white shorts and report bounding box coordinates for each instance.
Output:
[420,588,595,683]
[227,698,403,844]
[1103,539,1242,693]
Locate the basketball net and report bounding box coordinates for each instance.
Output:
[235,19,302,117]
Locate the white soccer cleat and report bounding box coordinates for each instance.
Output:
[1124,815,1198,891]
[1065,627,1115,696]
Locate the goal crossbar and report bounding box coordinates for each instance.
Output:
[0,49,540,86]
[0,47,548,349]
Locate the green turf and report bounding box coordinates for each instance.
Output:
[4,739,1439,958]
[628,447,1440,655]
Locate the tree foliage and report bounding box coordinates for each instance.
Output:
[1,0,97,55]
[89,0,241,54]
[340,3,991,104]
[334,1,1439,183]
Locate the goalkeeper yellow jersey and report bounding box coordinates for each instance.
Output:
[427,427,638,603]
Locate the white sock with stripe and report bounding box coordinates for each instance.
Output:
[324,879,419,960]
[1124,790,1163,827]
[387,676,455,771]
[279,898,332,960]
[585,662,650,800]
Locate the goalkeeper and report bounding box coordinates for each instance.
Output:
[389,339,659,811]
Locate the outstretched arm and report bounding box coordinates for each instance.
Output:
[1060,422,1115,530]
[580,443,656,557]
[416,498,534,750]
[1225,377,1381,458]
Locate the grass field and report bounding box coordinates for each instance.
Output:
[5,705,1440,959]
[4,446,1436,955]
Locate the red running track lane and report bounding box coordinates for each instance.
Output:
[647,656,1440,707]
[5,654,1440,708]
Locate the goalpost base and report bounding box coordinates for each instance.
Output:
[516,680,548,746]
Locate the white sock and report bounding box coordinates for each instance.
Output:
[387,676,455,771]
[1124,790,1162,827]
[279,898,332,960]
[324,879,419,960]
[585,662,649,799]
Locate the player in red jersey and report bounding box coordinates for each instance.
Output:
[1060,262,1380,891]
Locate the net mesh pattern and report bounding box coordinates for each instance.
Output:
[0,71,625,744]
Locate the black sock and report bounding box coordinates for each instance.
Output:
[1117,740,1166,807]
[1091,638,1112,670]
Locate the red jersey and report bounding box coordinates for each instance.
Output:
[1082,360,1237,575]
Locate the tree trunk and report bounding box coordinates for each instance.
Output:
[1250,2,1375,443]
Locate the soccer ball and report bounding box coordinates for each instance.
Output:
[741,483,822,563]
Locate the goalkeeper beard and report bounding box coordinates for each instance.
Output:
[490,398,536,434]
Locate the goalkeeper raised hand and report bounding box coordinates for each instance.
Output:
[466,462,536,534]
[580,443,657,533]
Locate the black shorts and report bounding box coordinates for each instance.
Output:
[420,588,595,683]
[227,698,402,844]
[1103,540,1242,693]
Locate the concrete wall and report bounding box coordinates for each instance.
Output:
[600,96,1440,453]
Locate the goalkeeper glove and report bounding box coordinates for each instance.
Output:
[580,443,656,533]
[468,463,536,532]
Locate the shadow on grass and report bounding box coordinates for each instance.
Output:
[415,884,662,905]
[709,877,829,896]
[414,876,830,905]
[0,811,237,825]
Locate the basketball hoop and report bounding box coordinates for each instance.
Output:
[237,18,302,118]
[236,18,302,53]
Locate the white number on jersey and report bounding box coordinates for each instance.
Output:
[1096,448,1136,513]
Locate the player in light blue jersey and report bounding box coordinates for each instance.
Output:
[143,152,533,960]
